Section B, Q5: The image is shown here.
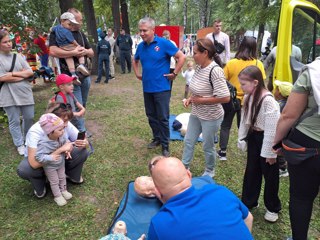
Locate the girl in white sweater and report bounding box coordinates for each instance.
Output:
[237,65,281,223]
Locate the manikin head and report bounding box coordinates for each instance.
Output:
[113,220,127,235]
[134,176,156,198]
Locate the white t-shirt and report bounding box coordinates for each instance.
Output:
[25,121,79,156]
[181,69,195,85]
[205,31,231,64]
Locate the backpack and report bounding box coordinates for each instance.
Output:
[209,66,241,113]
[50,91,75,104]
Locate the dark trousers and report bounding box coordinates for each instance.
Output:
[17,147,88,194]
[287,129,320,240]
[97,54,110,82]
[219,107,241,150]
[120,50,131,73]
[143,91,171,149]
[242,130,281,212]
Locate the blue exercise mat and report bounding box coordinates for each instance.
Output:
[107,176,214,239]
[169,114,202,142]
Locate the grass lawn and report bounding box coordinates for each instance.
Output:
[0,69,319,240]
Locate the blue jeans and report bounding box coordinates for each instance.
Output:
[97,54,110,82]
[39,53,49,67]
[4,104,34,147]
[73,76,91,108]
[143,91,171,149]
[182,115,223,171]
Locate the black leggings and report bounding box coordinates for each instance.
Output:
[241,130,281,212]
[287,129,320,240]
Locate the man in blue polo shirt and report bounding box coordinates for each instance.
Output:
[133,17,186,157]
[148,157,254,240]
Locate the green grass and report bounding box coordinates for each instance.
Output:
[0,69,319,240]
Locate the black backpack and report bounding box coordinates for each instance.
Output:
[209,66,241,113]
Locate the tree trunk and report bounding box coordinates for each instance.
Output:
[257,0,269,55]
[82,0,98,74]
[167,0,170,25]
[112,0,121,38]
[59,0,74,13]
[120,0,130,34]
[199,0,209,28]
[183,0,187,31]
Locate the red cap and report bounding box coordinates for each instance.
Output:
[56,74,76,86]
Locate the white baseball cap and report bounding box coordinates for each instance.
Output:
[60,12,79,25]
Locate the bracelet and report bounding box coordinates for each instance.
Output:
[172,71,178,76]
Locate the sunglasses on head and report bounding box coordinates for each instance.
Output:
[52,103,72,113]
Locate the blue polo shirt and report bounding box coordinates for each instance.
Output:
[134,36,179,93]
[148,185,253,240]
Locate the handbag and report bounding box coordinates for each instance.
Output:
[0,53,16,90]
[212,34,225,54]
[281,107,319,165]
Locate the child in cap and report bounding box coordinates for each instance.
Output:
[36,113,74,206]
[54,74,86,133]
[274,80,293,177]
[181,61,195,99]
[52,12,90,85]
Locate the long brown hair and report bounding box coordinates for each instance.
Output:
[235,36,257,60]
[194,38,223,67]
[239,65,266,125]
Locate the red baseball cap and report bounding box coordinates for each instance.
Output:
[56,74,76,86]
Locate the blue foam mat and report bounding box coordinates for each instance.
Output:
[107,176,214,239]
[169,114,202,142]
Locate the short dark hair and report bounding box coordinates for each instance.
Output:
[213,19,222,24]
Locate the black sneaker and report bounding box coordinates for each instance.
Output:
[104,80,109,84]
[147,140,160,149]
[34,187,47,199]
[217,150,227,160]
[109,76,115,80]
[162,147,170,157]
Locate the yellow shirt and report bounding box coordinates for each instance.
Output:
[224,59,266,103]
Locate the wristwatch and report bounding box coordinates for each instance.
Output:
[172,71,178,76]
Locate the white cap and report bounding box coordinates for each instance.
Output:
[60,12,79,25]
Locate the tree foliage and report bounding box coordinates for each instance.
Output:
[0,0,60,35]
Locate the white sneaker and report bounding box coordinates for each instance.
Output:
[17,145,25,156]
[202,168,215,178]
[61,191,73,200]
[264,210,279,222]
[54,196,67,206]
[279,169,289,177]
[76,64,90,76]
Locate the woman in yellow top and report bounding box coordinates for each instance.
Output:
[217,36,266,160]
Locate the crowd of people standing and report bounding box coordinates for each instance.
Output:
[1,11,319,239]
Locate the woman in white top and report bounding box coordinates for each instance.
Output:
[182,39,230,177]
[17,102,90,198]
[0,30,35,155]
[237,65,281,223]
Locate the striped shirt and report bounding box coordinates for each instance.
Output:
[189,61,230,120]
